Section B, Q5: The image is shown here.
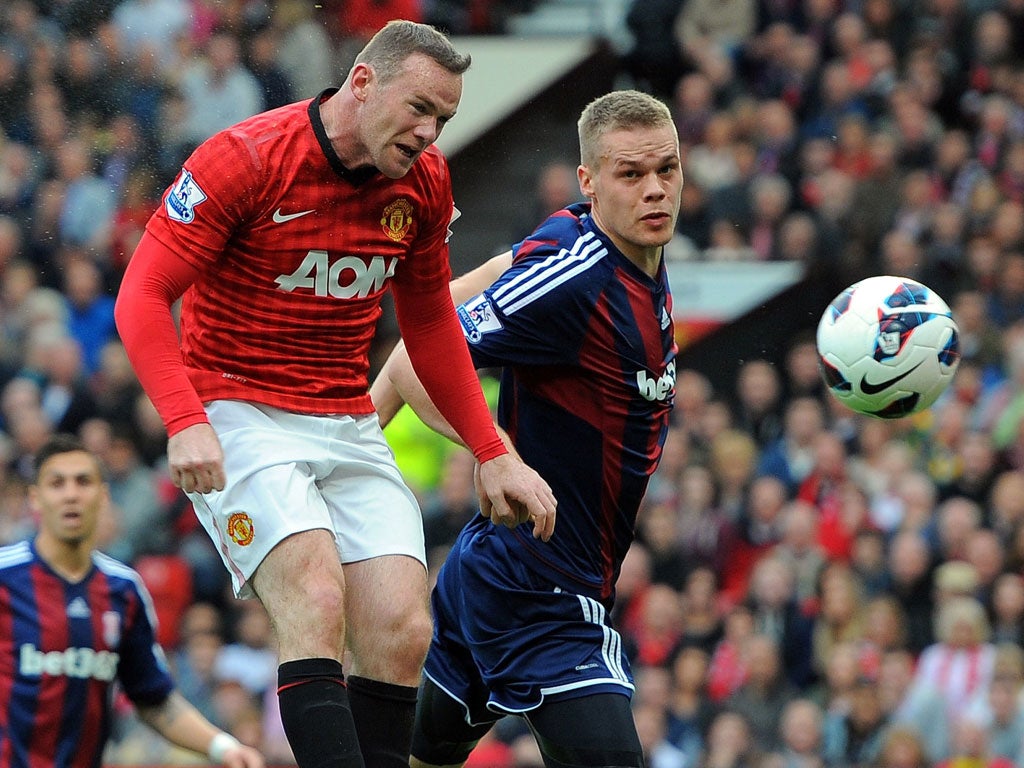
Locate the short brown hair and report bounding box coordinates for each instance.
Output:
[34,433,100,481]
[354,20,471,84]
[577,90,674,167]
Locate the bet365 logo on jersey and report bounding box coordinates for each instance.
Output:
[636,360,675,402]
[275,251,398,298]
[19,643,119,681]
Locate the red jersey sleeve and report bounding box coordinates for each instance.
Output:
[389,156,506,463]
[114,231,210,436]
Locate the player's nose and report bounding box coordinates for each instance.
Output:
[413,118,440,144]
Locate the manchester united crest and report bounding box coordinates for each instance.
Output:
[227,512,255,546]
[381,199,413,242]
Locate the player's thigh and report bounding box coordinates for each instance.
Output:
[251,528,348,659]
[342,553,431,678]
[526,693,643,768]
[411,676,496,768]
[190,400,342,599]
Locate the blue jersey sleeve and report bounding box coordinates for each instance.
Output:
[456,208,605,368]
[116,575,175,706]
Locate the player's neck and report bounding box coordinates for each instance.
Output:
[617,243,662,278]
[35,534,93,582]
[319,89,372,171]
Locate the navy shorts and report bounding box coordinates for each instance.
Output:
[422,520,634,725]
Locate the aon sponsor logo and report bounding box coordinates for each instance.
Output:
[19,643,119,681]
[275,252,398,298]
[636,360,676,402]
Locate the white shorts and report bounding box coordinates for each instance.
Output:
[187,399,426,598]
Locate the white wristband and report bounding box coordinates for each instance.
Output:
[208,732,241,763]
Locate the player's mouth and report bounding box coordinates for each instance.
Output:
[396,143,419,159]
[641,211,671,224]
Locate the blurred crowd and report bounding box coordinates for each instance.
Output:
[3,0,1024,766]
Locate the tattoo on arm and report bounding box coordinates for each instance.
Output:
[137,691,190,731]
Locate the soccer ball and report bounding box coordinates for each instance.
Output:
[816,275,960,419]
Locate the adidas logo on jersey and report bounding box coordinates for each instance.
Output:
[636,360,676,402]
[66,597,90,618]
[19,643,119,681]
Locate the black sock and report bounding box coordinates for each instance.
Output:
[347,675,419,768]
[277,658,364,768]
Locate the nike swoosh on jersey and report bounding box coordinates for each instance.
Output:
[272,208,315,223]
[859,360,923,395]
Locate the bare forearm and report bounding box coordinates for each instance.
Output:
[371,251,511,431]
[136,691,219,755]
[378,340,464,444]
[449,251,512,304]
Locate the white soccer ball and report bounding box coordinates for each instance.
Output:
[816,275,960,419]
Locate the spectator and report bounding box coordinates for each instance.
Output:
[908,596,997,723]
[990,573,1024,645]
[726,633,799,751]
[884,530,936,653]
[54,137,117,252]
[722,475,787,601]
[666,643,718,765]
[509,161,580,244]
[179,32,263,145]
[773,500,827,605]
[61,256,116,376]
[745,555,815,688]
[101,421,169,563]
[245,26,294,111]
[621,0,687,100]
[772,698,825,768]
[811,563,866,678]
[634,702,688,768]
[697,710,762,768]
[874,727,931,768]
[734,359,784,447]
[821,675,890,768]
[758,397,826,494]
[111,0,189,65]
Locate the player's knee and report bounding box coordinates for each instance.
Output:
[403,608,433,652]
[389,608,432,671]
[292,578,347,634]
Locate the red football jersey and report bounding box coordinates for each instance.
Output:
[144,91,455,416]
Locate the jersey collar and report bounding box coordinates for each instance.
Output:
[309,88,380,186]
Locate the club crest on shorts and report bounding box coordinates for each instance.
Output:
[381,199,413,242]
[166,169,207,223]
[227,512,255,546]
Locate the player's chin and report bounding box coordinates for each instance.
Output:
[380,147,418,178]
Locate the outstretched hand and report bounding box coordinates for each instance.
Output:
[475,453,557,541]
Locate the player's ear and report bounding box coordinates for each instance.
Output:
[578,164,595,198]
[349,63,373,101]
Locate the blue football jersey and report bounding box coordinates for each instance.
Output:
[456,203,676,603]
[0,540,174,768]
